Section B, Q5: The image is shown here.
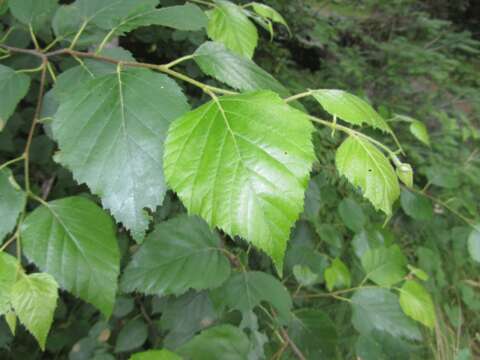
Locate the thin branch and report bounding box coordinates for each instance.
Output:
[24,60,48,193]
[0,155,25,172]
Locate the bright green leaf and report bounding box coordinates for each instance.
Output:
[0,64,30,130]
[335,135,400,215]
[207,0,258,58]
[407,265,429,281]
[11,272,58,350]
[351,288,421,340]
[53,68,189,241]
[361,245,407,286]
[211,271,292,323]
[324,258,351,291]
[0,169,26,241]
[177,324,250,360]
[164,91,314,273]
[130,350,181,360]
[0,252,19,315]
[409,120,430,146]
[121,215,231,296]
[194,41,289,96]
[467,226,480,263]
[399,280,436,329]
[396,163,413,188]
[400,189,433,221]
[311,89,391,132]
[115,318,148,353]
[5,310,16,335]
[21,196,120,317]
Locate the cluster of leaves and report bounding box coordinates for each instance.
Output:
[0,0,478,359]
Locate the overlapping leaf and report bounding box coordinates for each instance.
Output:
[177,325,250,360]
[21,196,120,317]
[53,68,189,240]
[351,288,421,340]
[0,252,19,315]
[121,216,231,296]
[361,244,407,286]
[207,0,258,58]
[194,41,289,96]
[399,280,436,329]
[11,273,58,350]
[0,169,26,241]
[163,91,314,272]
[211,271,292,323]
[335,135,400,215]
[0,65,30,130]
[311,89,391,132]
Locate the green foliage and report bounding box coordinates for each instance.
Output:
[0,0,478,358]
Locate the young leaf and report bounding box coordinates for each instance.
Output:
[250,2,289,31]
[287,309,338,358]
[396,163,413,188]
[211,271,292,323]
[0,169,26,241]
[335,135,400,215]
[409,120,430,146]
[177,325,250,360]
[468,226,480,263]
[8,0,57,29]
[21,196,120,317]
[11,273,58,350]
[351,288,421,340]
[324,258,351,291]
[0,252,19,315]
[164,91,314,272]
[131,350,181,360]
[194,41,289,96]
[361,244,407,286]
[399,280,436,329]
[121,215,231,296]
[311,89,391,132]
[407,265,429,281]
[52,68,189,241]
[207,0,258,58]
[0,65,30,130]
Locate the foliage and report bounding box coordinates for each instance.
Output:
[0,0,479,359]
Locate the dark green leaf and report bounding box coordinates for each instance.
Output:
[351,288,421,340]
[211,271,292,323]
[338,198,366,232]
[194,41,289,96]
[21,196,120,317]
[53,68,189,241]
[467,226,480,263]
[121,215,231,297]
[177,325,250,360]
[115,319,148,353]
[0,64,30,130]
[400,189,433,221]
[0,169,26,241]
